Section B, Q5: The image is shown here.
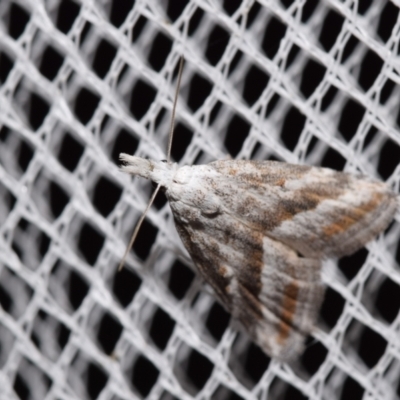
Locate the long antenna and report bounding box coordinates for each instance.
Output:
[118,56,185,271]
[167,57,185,162]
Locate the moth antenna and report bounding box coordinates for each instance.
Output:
[118,184,161,271]
[119,57,184,271]
[166,56,185,162]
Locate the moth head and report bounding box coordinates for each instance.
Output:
[119,153,178,187]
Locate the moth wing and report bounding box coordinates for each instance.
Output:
[209,160,397,258]
[172,203,324,360]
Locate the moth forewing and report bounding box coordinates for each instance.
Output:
[120,155,397,360]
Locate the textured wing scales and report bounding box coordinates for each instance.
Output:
[173,202,324,360]
[209,160,397,258]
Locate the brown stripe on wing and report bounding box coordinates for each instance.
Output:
[212,167,351,233]
[172,202,268,339]
[276,280,300,345]
[173,220,233,306]
[323,192,384,237]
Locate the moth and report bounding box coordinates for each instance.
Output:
[119,59,398,360]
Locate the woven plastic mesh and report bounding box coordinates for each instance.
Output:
[1,0,400,399]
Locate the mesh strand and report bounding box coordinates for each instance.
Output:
[1,0,400,399]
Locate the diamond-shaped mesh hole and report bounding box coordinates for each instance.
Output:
[262,17,287,59]
[300,59,326,99]
[149,306,175,350]
[8,3,30,39]
[131,355,160,397]
[343,319,387,370]
[57,131,85,172]
[299,337,328,378]
[340,374,364,400]
[224,114,251,157]
[358,50,383,92]
[77,222,105,266]
[92,38,118,78]
[55,0,81,34]
[96,311,123,355]
[153,187,168,210]
[357,324,387,369]
[338,247,368,281]
[229,335,270,389]
[49,180,70,218]
[131,217,158,261]
[242,65,270,106]
[92,175,122,217]
[319,9,344,51]
[320,147,346,170]
[168,260,195,300]
[280,107,306,151]
[130,80,157,120]
[74,87,101,125]
[377,2,399,42]
[378,139,400,179]
[108,0,134,27]
[205,24,230,66]
[319,287,346,329]
[375,277,400,323]
[112,266,142,307]
[175,344,214,395]
[205,301,230,342]
[187,73,213,112]
[165,0,189,22]
[222,0,241,16]
[170,122,194,161]
[148,31,173,72]
[39,45,64,81]
[29,92,51,130]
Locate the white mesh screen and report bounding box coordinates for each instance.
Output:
[1,0,400,399]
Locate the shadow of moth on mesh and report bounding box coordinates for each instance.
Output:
[118,57,397,361]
